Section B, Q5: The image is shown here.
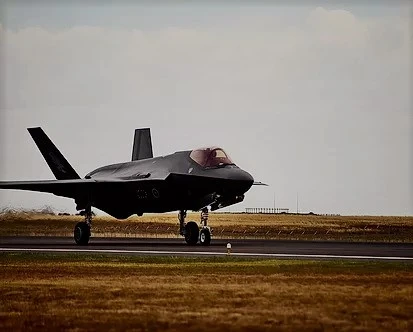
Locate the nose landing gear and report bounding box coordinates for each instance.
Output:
[178,208,212,246]
[199,208,211,246]
[199,228,211,246]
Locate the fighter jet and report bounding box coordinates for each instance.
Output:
[0,127,263,246]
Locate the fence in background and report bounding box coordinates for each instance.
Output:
[245,208,290,214]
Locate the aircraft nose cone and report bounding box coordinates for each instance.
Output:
[242,170,254,184]
[236,169,254,192]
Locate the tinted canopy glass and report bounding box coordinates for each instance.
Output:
[190,147,234,168]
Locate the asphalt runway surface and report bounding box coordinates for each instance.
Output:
[1,236,413,261]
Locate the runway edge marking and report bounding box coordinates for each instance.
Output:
[1,248,412,261]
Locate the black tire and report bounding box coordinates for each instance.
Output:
[199,228,211,246]
[74,222,90,245]
[185,221,199,245]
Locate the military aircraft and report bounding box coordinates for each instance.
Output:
[0,127,263,246]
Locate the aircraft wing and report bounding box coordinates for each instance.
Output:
[0,177,166,200]
[0,179,97,200]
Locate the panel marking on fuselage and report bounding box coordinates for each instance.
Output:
[136,190,148,199]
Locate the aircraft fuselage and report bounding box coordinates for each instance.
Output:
[81,151,254,219]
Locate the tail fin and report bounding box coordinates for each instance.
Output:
[132,128,153,161]
[27,127,80,180]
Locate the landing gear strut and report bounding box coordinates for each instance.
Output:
[199,207,211,246]
[178,208,211,246]
[74,207,92,245]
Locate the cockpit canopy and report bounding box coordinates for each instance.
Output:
[190,147,235,168]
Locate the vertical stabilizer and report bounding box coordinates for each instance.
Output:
[132,128,153,161]
[27,127,80,180]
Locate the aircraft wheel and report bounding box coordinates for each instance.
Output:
[185,221,199,245]
[199,228,211,246]
[74,222,90,245]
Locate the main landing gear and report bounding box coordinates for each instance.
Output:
[179,208,211,246]
[74,207,92,245]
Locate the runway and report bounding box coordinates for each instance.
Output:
[1,236,413,261]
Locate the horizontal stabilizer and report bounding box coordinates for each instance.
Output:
[132,128,153,161]
[27,127,80,180]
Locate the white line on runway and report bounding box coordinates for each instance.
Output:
[1,248,412,260]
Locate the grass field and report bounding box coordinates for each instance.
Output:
[1,211,413,242]
[1,253,412,331]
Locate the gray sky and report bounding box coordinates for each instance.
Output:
[0,1,412,215]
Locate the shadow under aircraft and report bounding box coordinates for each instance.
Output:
[0,128,265,245]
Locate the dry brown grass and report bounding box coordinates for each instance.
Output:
[1,212,413,242]
[0,254,412,331]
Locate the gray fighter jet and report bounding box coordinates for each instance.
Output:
[0,128,263,245]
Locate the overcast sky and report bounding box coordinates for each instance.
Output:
[0,1,412,216]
